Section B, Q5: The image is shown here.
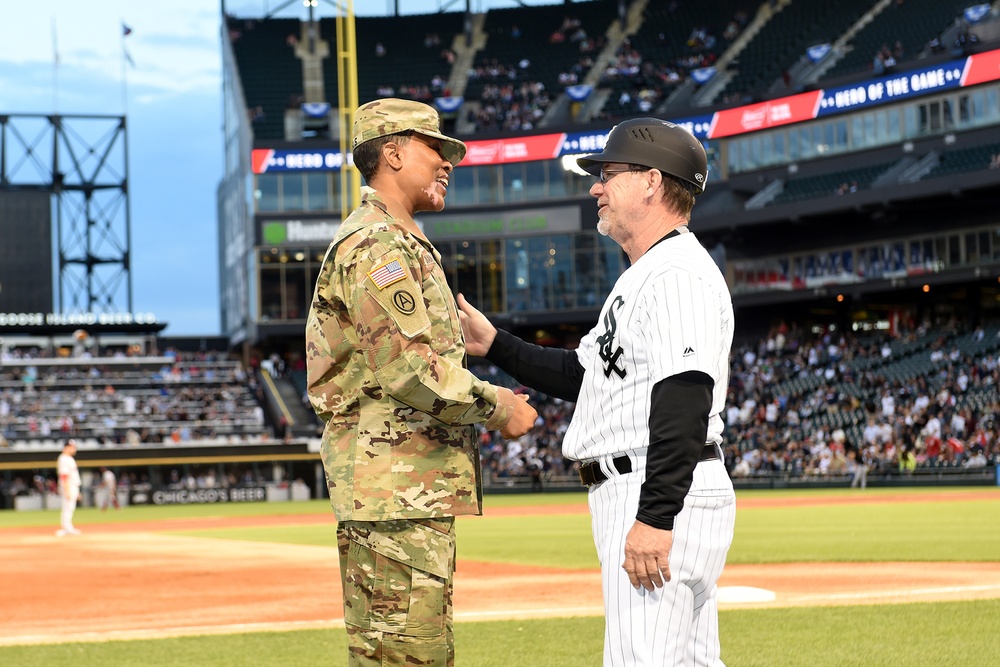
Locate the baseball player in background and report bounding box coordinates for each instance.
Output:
[306,98,537,666]
[99,466,121,511]
[56,439,82,536]
[459,118,736,666]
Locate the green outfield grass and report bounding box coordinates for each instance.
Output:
[731,499,1000,563]
[1,600,998,666]
[4,489,999,568]
[3,488,999,665]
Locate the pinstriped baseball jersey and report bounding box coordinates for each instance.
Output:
[563,231,733,462]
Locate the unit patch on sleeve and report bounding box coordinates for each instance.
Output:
[362,254,430,339]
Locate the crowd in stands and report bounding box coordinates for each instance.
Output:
[472,318,1000,486]
[5,317,998,492]
[871,41,905,75]
[0,346,270,448]
[597,7,750,119]
[722,320,1000,481]
[470,77,551,132]
[468,13,601,132]
[465,52,552,132]
[834,180,859,195]
[371,33,454,104]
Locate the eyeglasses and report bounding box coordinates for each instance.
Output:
[598,166,649,185]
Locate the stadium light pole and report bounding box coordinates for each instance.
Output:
[335,0,361,221]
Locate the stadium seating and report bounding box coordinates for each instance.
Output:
[227,17,304,140]
[0,355,268,446]
[821,0,977,82]
[596,0,751,119]
[716,0,873,103]
[923,141,1000,180]
[322,13,466,107]
[470,318,999,487]
[767,160,895,206]
[465,0,619,129]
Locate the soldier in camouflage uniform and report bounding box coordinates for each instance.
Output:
[306,98,538,666]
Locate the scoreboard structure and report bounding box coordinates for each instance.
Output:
[0,114,132,316]
[0,191,52,313]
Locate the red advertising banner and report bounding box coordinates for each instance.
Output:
[251,149,275,174]
[961,49,1000,87]
[709,91,823,139]
[461,133,566,166]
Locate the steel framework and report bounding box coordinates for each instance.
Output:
[0,113,131,314]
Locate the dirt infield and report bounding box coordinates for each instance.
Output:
[2,489,999,646]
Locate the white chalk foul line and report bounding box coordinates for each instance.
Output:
[788,583,1000,603]
[0,620,346,647]
[0,607,606,647]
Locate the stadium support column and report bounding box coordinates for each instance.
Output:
[335,1,361,222]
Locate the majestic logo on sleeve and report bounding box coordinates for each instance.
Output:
[596,296,627,379]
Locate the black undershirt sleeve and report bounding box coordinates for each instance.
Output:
[636,370,715,531]
[483,328,585,402]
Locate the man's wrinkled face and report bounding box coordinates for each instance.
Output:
[591,163,644,237]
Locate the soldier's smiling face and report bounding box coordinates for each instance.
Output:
[399,134,453,213]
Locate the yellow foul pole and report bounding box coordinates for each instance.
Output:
[335,0,361,221]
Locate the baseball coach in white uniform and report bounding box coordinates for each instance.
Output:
[459,118,736,666]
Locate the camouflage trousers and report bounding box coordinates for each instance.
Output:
[337,517,456,666]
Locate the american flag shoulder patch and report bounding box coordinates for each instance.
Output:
[367,258,407,290]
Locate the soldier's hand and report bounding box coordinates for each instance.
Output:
[457,293,497,357]
[500,394,537,439]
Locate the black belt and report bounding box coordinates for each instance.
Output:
[578,444,720,488]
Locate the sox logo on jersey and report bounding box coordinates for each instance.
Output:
[596,296,626,379]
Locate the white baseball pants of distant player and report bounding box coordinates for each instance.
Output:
[60,490,80,534]
[589,451,736,666]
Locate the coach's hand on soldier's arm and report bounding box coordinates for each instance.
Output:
[457,293,497,357]
[622,520,673,591]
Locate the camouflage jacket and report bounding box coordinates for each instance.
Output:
[306,189,518,521]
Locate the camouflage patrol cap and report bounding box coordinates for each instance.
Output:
[353,98,467,166]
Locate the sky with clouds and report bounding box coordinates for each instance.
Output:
[0,0,561,336]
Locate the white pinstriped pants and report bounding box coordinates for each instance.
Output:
[588,455,736,666]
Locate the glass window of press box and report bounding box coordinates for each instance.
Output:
[258,247,319,321]
[255,233,626,322]
[729,224,1000,295]
[253,160,595,212]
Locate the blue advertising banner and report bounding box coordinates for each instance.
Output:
[565,84,593,101]
[691,67,716,84]
[301,102,330,118]
[816,61,965,116]
[434,96,464,112]
[807,44,831,63]
[965,4,990,23]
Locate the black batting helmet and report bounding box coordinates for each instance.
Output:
[577,118,709,194]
